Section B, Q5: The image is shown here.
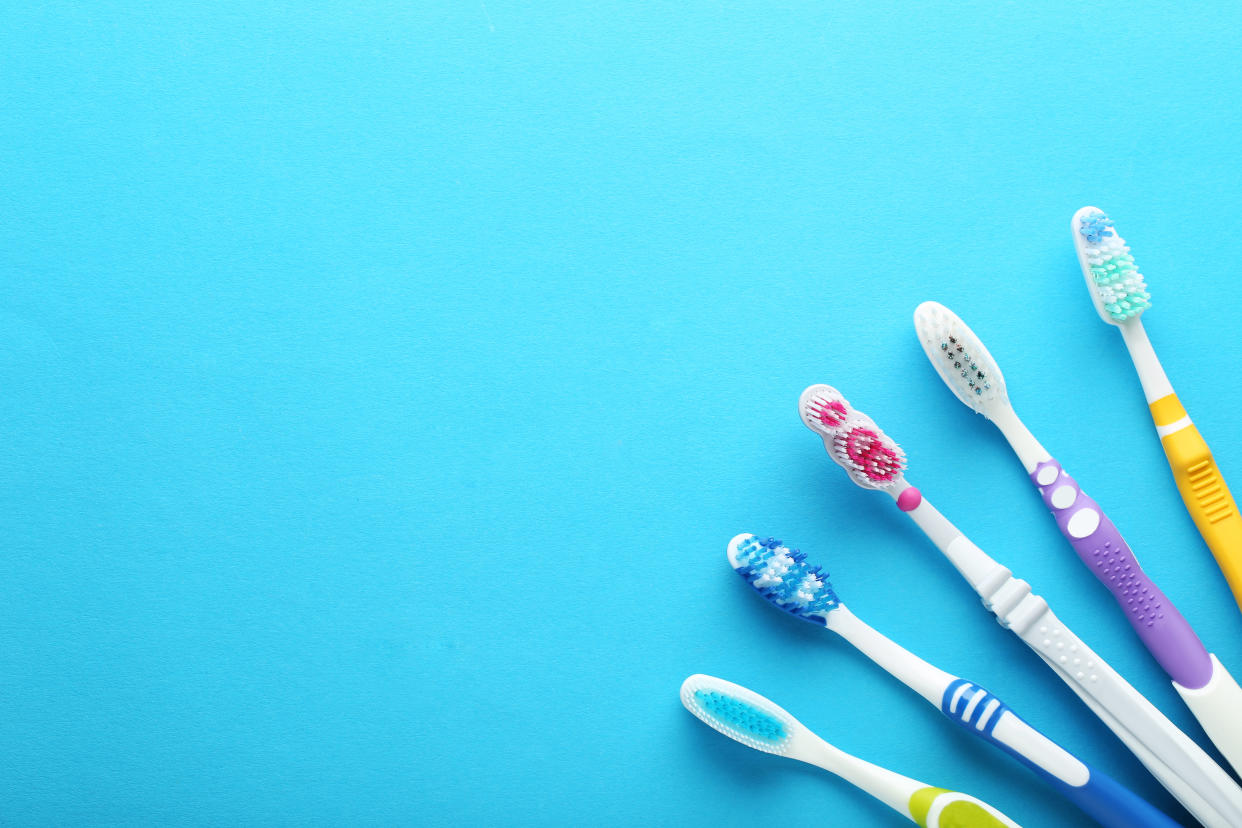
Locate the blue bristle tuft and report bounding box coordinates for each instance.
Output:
[730,535,841,623]
[1079,210,1115,244]
[692,690,788,745]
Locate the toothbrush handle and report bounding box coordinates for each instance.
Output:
[1030,458,1212,688]
[938,679,1177,828]
[1173,655,1242,779]
[900,496,1242,825]
[1020,604,1242,827]
[806,737,1021,828]
[1150,394,1242,613]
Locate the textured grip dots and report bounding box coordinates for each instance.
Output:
[1036,621,1099,684]
[1094,540,1164,629]
[1032,460,1163,630]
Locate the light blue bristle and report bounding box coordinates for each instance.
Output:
[1078,210,1115,244]
[692,690,788,745]
[1078,209,1151,321]
[731,536,841,625]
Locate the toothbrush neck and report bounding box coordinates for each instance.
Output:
[799,733,923,819]
[1119,319,1174,403]
[826,605,955,706]
[990,406,1050,473]
[898,492,1011,597]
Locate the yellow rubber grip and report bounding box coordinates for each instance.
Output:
[1153,393,1242,612]
[907,788,1010,828]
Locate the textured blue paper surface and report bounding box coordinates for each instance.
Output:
[4,2,1242,825]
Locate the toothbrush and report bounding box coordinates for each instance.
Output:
[798,384,1242,828]
[681,673,1023,828]
[913,299,1242,777]
[726,533,1178,828]
[1072,206,1242,614]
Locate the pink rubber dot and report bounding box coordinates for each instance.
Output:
[897,487,922,511]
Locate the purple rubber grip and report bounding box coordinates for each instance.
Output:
[1031,459,1212,689]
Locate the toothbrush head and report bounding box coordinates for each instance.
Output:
[727,533,841,626]
[1072,206,1151,325]
[913,301,1011,420]
[680,674,802,755]
[799,384,906,490]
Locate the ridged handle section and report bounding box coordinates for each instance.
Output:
[1157,420,1242,614]
[938,679,1177,828]
[1031,459,1212,689]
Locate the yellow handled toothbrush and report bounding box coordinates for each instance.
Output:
[1072,206,1242,614]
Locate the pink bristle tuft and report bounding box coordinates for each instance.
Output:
[811,398,848,428]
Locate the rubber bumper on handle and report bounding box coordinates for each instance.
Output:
[1031,458,1212,689]
[1152,396,1242,614]
[907,788,1017,828]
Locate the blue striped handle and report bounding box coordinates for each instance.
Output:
[940,679,1178,828]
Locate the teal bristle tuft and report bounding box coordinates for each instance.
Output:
[692,689,789,747]
[681,676,801,756]
[1078,210,1151,322]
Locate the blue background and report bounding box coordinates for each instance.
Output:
[3,2,1241,825]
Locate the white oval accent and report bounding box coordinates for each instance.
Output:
[1051,485,1077,509]
[1067,508,1101,538]
[1036,466,1059,485]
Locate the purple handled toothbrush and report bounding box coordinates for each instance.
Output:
[914,300,1242,778]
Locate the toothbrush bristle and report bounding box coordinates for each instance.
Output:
[833,423,905,484]
[800,385,852,436]
[799,385,907,490]
[1077,209,1151,322]
[913,301,1008,417]
[810,397,849,429]
[728,534,840,624]
[680,675,797,755]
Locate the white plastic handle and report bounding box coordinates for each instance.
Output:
[898,492,1242,828]
[1019,607,1242,828]
[1175,655,1242,780]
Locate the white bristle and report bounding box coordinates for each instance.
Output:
[799,383,852,437]
[913,301,1010,420]
[680,674,801,756]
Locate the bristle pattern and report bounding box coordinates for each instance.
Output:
[680,675,797,756]
[834,423,904,484]
[1078,210,1150,321]
[913,302,1008,417]
[693,690,788,743]
[730,534,840,624]
[799,385,906,490]
[811,397,849,428]
[939,337,992,396]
